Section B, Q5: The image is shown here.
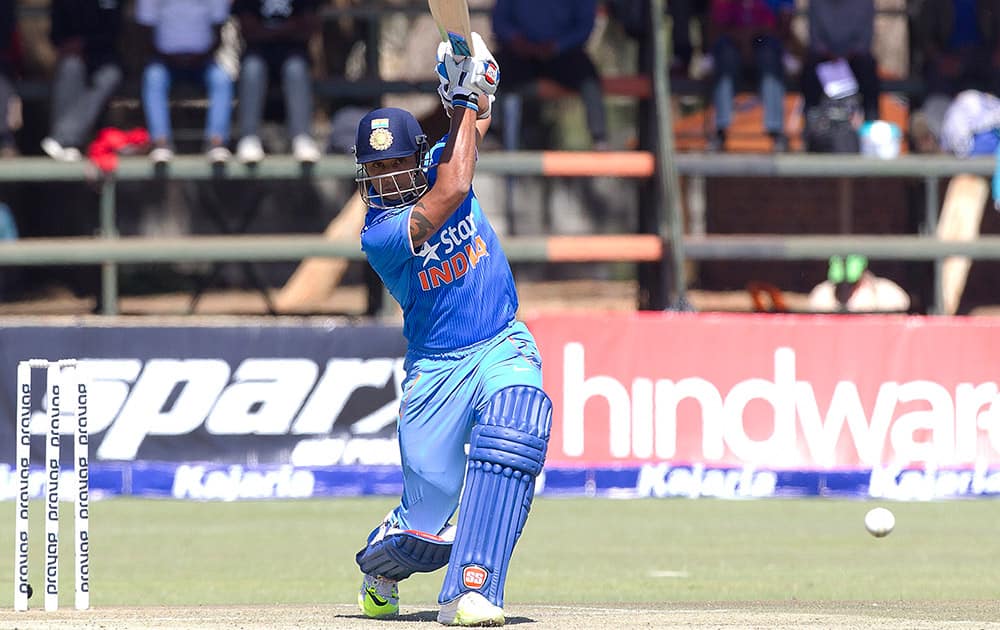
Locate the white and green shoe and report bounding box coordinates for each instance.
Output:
[437,592,504,626]
[358,573,399,618]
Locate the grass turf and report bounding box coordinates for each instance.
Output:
[1,497,998,608]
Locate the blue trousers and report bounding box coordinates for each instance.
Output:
[142,60,233,144]
[712,35,786,134]
[392,320,543,533]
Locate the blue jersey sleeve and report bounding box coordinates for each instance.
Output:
[426,139,445,187]
[361,208,416,305]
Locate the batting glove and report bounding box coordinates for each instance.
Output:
[436,61,494,119]
[435,41,456,114]
[436,33,499,117]
[438,54,479,114]
[466,33,498,118]
[468,32,500,97]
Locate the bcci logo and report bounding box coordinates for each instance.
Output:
[462,565,488,589]
[369,128,393,151]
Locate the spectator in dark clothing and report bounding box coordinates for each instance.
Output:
[915,0,1000,98]
[608,0,709,77]
[911,0,1000,153]
[706,0,795,152]
[233,0,321,164]
[0,1,19,157]
[800,0,880,122]
[669,0,710,77]
[492,0,608,149]
[41,0,124,163]
[136,0,234,164]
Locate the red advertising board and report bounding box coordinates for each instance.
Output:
[526,313,1000,470]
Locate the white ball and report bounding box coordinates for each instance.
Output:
[864,507,895,538]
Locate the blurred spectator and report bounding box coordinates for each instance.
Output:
[492,0,608,149]
[801,0,879,123]
[607,0,709,78]
[0,0,19,157]
[669,0,710,78]
[136,0,234,163]
[915,0,1000,98]
[912,0,1000,151]
[233,0,321,164]
[807,255,910,313]
[939,90,1000,158]
[912,90,1000,158]
[41,0,124,163]
[706,0,795,152]
[798,0,879,154]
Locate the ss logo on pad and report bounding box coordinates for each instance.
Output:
[462,565,488,589]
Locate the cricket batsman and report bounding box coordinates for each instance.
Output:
[352,32,552,627]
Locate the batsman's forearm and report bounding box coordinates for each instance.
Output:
[440,105,479,191]
[409,104,479,247]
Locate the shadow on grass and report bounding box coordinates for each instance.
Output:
[335,610,535,624]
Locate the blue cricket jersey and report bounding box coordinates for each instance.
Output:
[360,138,519,352]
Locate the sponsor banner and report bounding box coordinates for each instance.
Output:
[2,314,999,500]
[0,325,407,466]
[0,463,406,501]
[0,463,127,502]
[4,463,1000,501]
[528,313,1000,471]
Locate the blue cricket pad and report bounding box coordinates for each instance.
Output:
[438,386,552,607]
[356,527,454,581]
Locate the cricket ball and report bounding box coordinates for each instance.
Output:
[864,507,895,538]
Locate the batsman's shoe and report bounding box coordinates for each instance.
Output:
[358,573,399,618]
[437,592,504,626]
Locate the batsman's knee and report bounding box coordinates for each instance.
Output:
[474,385,552,472]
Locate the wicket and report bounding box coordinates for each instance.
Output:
[13,359,89,612]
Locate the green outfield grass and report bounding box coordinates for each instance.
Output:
[1,497,998,608]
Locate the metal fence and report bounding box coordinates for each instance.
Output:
[0,153,995,315]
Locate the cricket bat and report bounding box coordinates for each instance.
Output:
[937,173,989,315]
[273,191,367,313]
[428,0,475,58]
